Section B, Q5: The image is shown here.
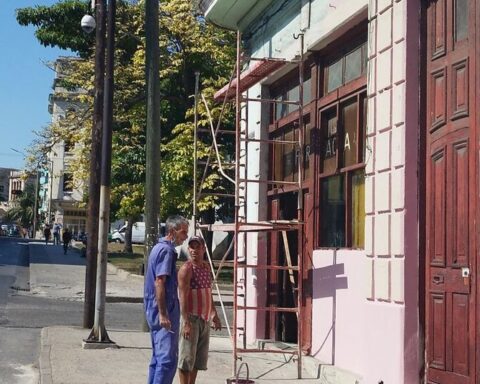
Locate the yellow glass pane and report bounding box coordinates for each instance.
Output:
[352,170,365,248]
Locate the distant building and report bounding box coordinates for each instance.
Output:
[0,167,16,220]
[0,167,16,203]
[0,168,35,222]
[43,57,87,234]
[8,170,35,202]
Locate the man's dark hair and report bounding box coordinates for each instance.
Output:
[165,215,188,234]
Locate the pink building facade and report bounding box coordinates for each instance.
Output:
[203,0,478,383]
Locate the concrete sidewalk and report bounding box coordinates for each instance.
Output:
[39,326,320,384]
[27,241,233,305]
[28,241,322,384]
[27,241,144,303]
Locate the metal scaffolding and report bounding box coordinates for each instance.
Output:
[193,31,306,379]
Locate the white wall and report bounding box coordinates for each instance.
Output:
[246,0,367,62]
[242,0,422,381]
[312,249,405,383]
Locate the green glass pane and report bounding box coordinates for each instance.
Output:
[320,175,345,247]
[344,46,362,84]
[327,59,343,93]
[351,170,365,248]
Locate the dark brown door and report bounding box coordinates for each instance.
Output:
[425,1,477,383]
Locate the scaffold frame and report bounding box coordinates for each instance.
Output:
[192,31,307,379]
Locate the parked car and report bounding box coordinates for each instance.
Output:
[110,222,146,244]
[1,224,19,237]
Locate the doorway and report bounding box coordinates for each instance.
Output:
[424,1,477,383]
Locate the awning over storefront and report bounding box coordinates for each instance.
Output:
[214,59,286,102]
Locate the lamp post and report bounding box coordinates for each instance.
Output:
[83,0,116,347]
[32,167,40,238]
[46,159,54,224]
[82,0,105,329]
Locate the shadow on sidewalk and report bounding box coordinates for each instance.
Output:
[0,238,30,267]
[29,242,86,266]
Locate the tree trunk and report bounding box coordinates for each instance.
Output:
[123,219,134,253]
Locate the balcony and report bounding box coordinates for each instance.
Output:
[201,0,274,31]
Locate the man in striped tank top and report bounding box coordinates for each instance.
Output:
[178,236,222,384]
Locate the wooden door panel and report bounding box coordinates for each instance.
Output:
[430,148,446,266]
[452,293,469,375]
[451,59,469,119]
[426,0,476,383]
[431,0,447,58]
[452,140,469,266]
[431,68,447,131]
[429,292,446,370]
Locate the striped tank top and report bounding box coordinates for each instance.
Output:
[186,261,212,321]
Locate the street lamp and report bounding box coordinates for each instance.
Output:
[82,0,117,348]
[82,0,106,330]
[45,159,54,225]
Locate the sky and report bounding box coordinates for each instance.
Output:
[0,0,72,170]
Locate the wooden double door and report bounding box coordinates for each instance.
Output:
[425,0,478,383]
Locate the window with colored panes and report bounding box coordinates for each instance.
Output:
[318,92,366,248]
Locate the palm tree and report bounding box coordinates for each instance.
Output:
[5,184,35,228]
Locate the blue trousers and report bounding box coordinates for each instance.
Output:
[148,328,179,384]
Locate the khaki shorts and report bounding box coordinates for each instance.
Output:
[178,314,211,371]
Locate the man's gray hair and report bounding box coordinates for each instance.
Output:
[165,215,189,234]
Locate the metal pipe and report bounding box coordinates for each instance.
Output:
[293,32,304,379]
[193,71,200,232]
[201,94,235,185]
[233,29,242,376]
[197,63,236,199]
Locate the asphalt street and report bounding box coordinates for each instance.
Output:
[0,237,144,384]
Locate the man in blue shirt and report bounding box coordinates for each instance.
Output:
[144,215,189,384]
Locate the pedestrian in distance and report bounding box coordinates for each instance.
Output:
[62,227,72,255]
[53,222,61,245]
[144,215,189,384]
[43,225,51,245]
[177,235,222,384]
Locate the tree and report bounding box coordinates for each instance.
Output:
[16,0,94,58]
[5,184,36,229]
[17,0,237,252]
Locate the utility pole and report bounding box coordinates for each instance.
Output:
[144,0,161,271]
[83,0,106,329]
[47,159,53,223]
[32,167,40,238]
[143,0,161,331]
[85,0,116,345]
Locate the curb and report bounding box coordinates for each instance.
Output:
[106,296,143,303]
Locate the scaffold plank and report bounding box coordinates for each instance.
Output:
[198,220,303,232]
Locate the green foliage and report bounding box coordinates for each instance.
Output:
[5,184,36,228]
[18,0,236,224]
[16,0,93,58]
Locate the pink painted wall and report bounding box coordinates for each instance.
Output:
[311,249,405,384]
